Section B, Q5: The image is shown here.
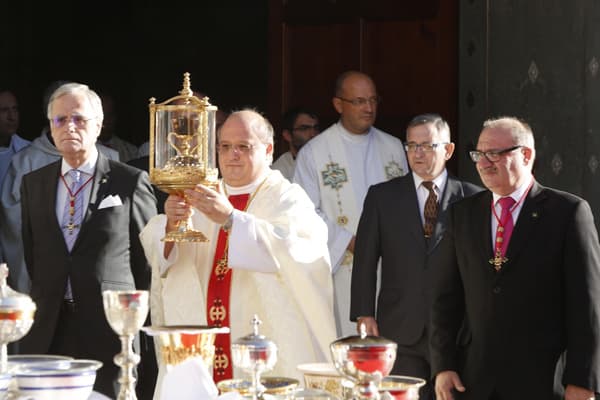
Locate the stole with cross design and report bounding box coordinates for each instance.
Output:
[206,193,250,382]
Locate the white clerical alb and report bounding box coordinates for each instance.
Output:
[294,121,408,337]
[141,169,336,399]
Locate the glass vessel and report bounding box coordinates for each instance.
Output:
[149,72,219,242]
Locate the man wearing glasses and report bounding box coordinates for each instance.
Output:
[430,117,600,400]
[272,106,320,181]
[294,70,408,337]
[141,109,335,396]
[19,82,157,398]
[350,114,482,400]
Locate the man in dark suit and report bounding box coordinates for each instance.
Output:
[350,113,482,399]
[430,117,600,400]
[19,82,157,398]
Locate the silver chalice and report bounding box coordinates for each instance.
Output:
[102,290,149,400]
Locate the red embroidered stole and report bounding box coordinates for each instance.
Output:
[206,193,250,382]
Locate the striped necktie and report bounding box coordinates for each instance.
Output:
[61,169,85,251]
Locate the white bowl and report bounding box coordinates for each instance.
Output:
[0,372,10,393]
[15,359,102,400]
[7,354,74,372]
[297,362,352,398]
[379,375,426,400]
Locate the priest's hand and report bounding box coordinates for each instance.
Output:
[164,194,193,232]
[184,184,234,225]
[163,193,193,258]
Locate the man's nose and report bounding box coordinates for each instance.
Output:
[477,155,493,167]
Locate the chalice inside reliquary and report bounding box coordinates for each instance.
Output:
[149,72,219,242]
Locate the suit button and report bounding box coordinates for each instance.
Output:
[493,286,501,294]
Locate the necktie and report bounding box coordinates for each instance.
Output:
[61,169,85,251]
[60,169,85,301]
[495,196,516,257]
[422,181,438,237]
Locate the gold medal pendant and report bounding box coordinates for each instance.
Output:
[488,250,508,272]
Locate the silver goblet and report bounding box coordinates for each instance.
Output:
[231,315,278,400]
[102,290,149,400]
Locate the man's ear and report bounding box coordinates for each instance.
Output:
[332,97,343,114]
[444,142,456,160]
[522,147,534,164]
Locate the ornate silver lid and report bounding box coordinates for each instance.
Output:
[231,315,279,399]
[0,263,35,311]
[232,314,277,352]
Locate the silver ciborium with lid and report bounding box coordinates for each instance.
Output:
[0,263,36,374]
[231,315,278,400]
[330,323,397,399]
[149,72,219,242]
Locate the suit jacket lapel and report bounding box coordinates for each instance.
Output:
[503,181,544,270]
[404,175,428,251]
[72,154,111,252]
[428,176,460,251]
[46,163,63,233]
[477,191,495,265]
[83,153,111,224]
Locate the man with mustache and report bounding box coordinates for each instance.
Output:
[430,117,600,400]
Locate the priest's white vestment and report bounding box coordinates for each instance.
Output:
[140,170,336,395]
[294,122,408,336]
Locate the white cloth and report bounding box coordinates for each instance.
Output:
[271,151,295,181]
[140,169,336,399]
[159,356,243,400]
[0,131,118,292]
[160,357,218,400]
[293,122,408,337]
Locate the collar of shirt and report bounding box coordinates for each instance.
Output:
[61,147,99,178]
[336,121,372,144]
[224,169,270,196]
[490,175,534,232]
[492,176,533,211]
[412,169,448,200]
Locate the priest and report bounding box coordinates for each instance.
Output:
[140,109,336,397]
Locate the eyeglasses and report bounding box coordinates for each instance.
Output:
[335,96,381,107]
[217,143,255,154]
[292,124,320,132]
[51,115,95,128]
[404,142,448,152]
[469,145,523,163]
